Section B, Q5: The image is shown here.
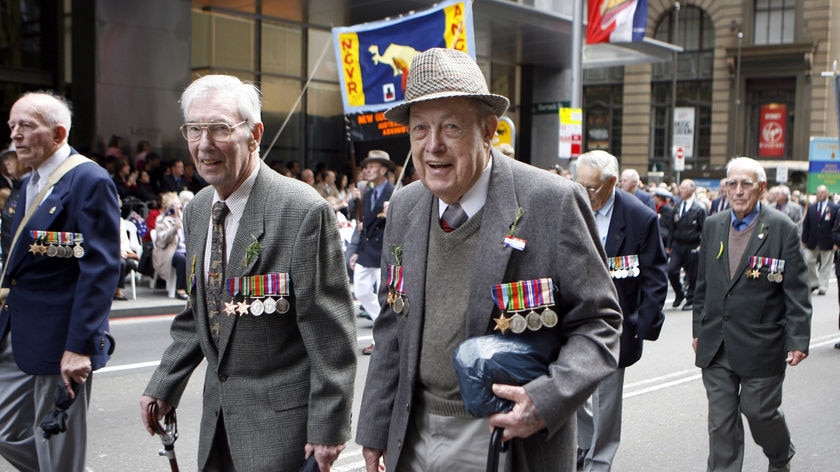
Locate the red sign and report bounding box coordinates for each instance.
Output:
[758,104,786,158]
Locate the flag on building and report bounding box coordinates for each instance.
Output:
[332,0,474,116]
[586,0,648,44]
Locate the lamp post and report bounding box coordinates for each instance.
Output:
[733,31,743,157]
[671,2,680,182]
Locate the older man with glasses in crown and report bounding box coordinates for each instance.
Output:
[355,48,621,472]
[692,157,810,472]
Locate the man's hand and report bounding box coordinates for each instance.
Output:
[139,395,173,435]
[349,253,358,271]
[487,384,546,442]
[362,447,386,472]
[692,337,698,353]
[786,350,807,366]
[60,351,91,399]
[305,443,346,472]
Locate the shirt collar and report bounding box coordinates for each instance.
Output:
[597,188,616,218]
[438,154,492,219]
[33,143,71,181]
[730,203,761,231]
[212,162,260,218]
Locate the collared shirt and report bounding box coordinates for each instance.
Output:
[730,202,761,231]
[438,154,493,221]
[594,189,616,248]
[679,197,695,217]
[370,180,388,210]
[204,163,260,280]
[29,143,71,205]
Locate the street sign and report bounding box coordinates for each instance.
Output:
[673,146,685,171]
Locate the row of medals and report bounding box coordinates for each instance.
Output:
[746,268,783,282]
[225,296,290,317]
[30,241,84,258]
[611,267,640,278]
[502,307,558,334]
[387,290,409,315]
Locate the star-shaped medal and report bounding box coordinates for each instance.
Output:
[237,300,251,316]
[493,313,512,334]
[29,242,40,255]
[224,300,238,316]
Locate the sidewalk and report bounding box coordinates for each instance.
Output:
[109,279,187,318]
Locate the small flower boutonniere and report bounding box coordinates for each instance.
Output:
[503,207,526,251]
[716,241,724,259]
[245,235,260,265]
[758,223,767,240]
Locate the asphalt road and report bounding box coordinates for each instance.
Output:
[2,285,839,471]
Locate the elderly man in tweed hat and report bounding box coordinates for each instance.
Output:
[356,48,621,472]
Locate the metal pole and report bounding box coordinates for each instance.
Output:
[571,0,583,108]
[672,2,680,183]
[733,31,743,157]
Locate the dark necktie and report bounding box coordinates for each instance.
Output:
[733,218,748,231]
[370,188,378,211]
[207,201,229,344]
[441,203,468,233]
[680,201,687,218]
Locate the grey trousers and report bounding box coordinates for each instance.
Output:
[577,367,625,472]
[701,348,794,472]
[0,332,92,472]
[397,405,508,472]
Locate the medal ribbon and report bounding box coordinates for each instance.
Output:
[226,277,241,297]
[265,273,277,296]
[251,275,264,297]
[492,278,554,312]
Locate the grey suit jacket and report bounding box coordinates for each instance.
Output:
[144,162,356,471]
[356,152,622,471]
[693,205,811,378]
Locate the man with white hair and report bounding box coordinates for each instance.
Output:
[619,168,655,210]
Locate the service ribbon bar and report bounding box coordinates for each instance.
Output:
[492,278,554,312]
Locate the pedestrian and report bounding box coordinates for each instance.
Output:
[618,168,655,210]
[0,91,120,471]
[575,151,668,471]
[801,184,836,295]
[693,157,810,472]
[348,149,395,355]
[355,47,622,472]
[668,179,706,311]
[140,74,357,471]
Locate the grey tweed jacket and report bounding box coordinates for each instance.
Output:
[144,161,357,471]
[356,151,622,471]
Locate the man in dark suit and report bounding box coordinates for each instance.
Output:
[159,160,189,194]
[357,48,621,472]
[710,178,730,214]
[619,168,656,210]
[668,179,706,311]
[801,184,837,295]
[575,151,667,471]
[348,150,395,355]
[693,157,810,472]
[0,91,120,471]
[141,75,356,471]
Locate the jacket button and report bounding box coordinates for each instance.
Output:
[405,403,410,412]
[219,374,228,382]
[397,440,402,449]
[10,279,16,286]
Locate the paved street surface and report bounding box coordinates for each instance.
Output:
[1,279,838,471]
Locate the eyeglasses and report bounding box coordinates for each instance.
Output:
[724,179,756,190]
[582,183,605,194]
[180,120,247,142]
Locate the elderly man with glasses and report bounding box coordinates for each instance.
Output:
[141,74,357,472]
[693,157,810,472]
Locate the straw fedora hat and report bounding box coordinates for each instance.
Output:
[360,149,395,171]
[384,48,510,126]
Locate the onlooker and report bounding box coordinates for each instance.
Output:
[668,179,706,311]
[112,156,139,199]
[773,184,803,230]
[801,184,837,295]
[619,168,655,210]
[575,151,667,471]
[710,178,730,214]
[141,74,356,471]
[116,207,142,300]
[159,160,188,194]
[134,139,151,170]
[653,187,674,248]
[315,168,337,199]
[693,157,810,472]
[183,161,207,194]
[1,90,120,471]
[0,147,26,259]
[348,150,395,355]
[132,169,158,203]
[301,167,315,186]
[151,191,188,299]
[356,47,621,472]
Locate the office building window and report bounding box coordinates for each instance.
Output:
[754,0,795,45]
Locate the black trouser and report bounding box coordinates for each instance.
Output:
[668,242,699,303]
[118,258,139,289]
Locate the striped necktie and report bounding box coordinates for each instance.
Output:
[207,201,229,344]
[441,203,468,233]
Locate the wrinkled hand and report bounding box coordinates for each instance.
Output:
[139,395,173,435]
[692,337,698,353]
[60,351,91,399]
[349,253,358,271]
[487,384,546,442]
[362,447,386,472]
[786,350,807,366]
[305,443,346,472]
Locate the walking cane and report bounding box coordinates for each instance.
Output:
[147,403,179,472]
[486,427,508,472]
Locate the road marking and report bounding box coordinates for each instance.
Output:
[97,360,161,373]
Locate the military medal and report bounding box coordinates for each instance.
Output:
[262,273,278,314]
[248,275,265,316]
[73,233,85,258]
[510,314,527,334]
[393,296,405,314]
[236,300,251,316]
[224,300,238,316]
[387,246,408,315]
[493,313,512,334]
[275,273,291,314]
[525,311,543,331]
[263,297,277,314]
[541,307,558,328]
[250,299,264,316]
[492,278,557,334]
[276,297,290,314]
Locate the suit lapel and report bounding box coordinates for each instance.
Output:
[466,154,517,337]
[605,192,625,258]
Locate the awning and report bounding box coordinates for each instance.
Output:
[583,37,683,69]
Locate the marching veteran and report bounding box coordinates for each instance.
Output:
[693,157,810,472]
[0,91,120,471]
[140,75,357,471]
[356,48,622,472]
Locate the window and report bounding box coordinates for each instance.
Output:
[754,0,795,45]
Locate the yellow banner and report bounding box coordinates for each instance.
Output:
[338,32,365,107]
[444,2,469,54]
